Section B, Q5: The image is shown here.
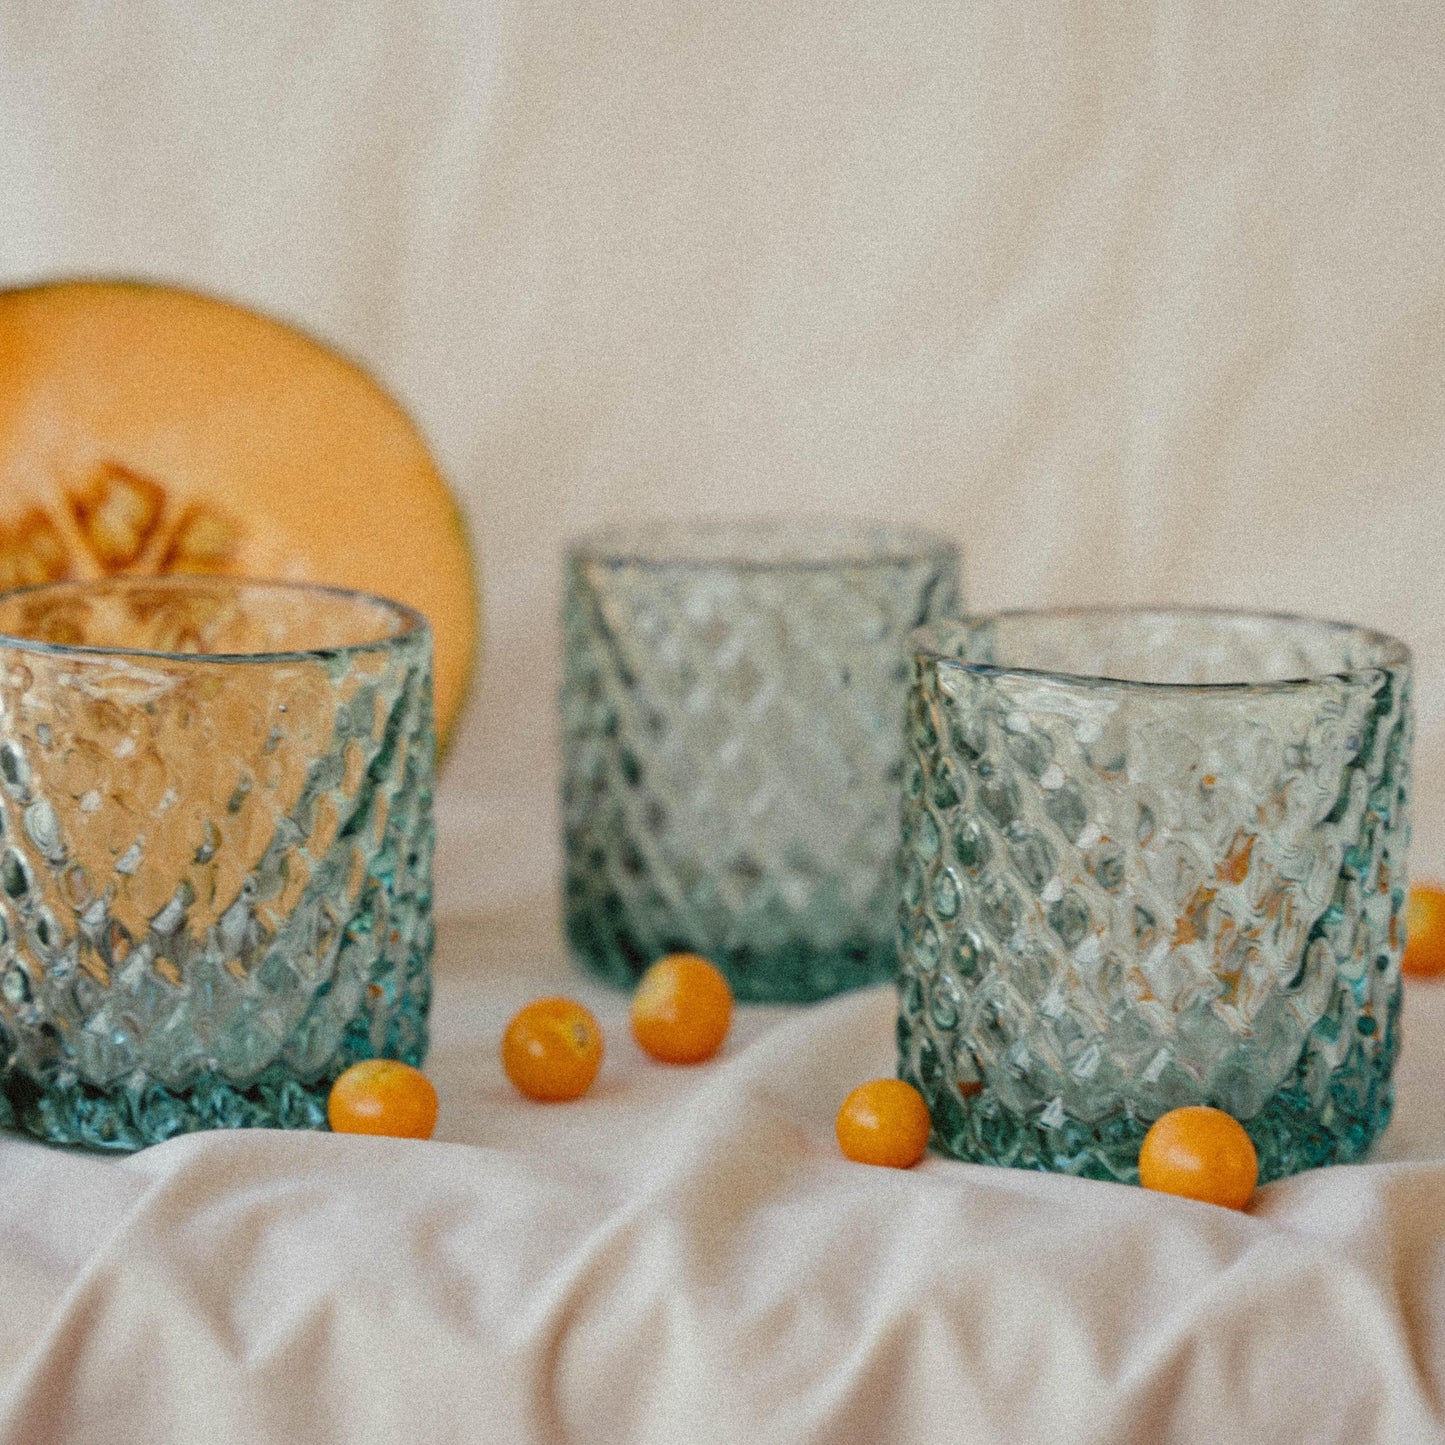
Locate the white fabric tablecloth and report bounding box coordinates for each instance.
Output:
[2,900,1445,1443]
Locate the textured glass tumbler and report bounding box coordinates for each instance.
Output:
[0,578,435,1150]
[897,609,1412,1184]
[563,519,961,1001]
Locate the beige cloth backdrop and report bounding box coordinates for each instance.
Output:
[2,3,1445,1441]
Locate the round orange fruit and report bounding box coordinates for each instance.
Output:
[630,954,734,1065]
[1403,884,1445,978]
[835,1078,932,1168]
[1138,1106,1257,1209]
[502,997,604,1101]
[327,1059,439,1139]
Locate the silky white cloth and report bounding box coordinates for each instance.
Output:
[1,901,1444,1444]
[3,2,1445,1440]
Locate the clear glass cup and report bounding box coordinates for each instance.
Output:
[562,518,962,1002]
[0,577,435,1149]
[897,608,1412,1183]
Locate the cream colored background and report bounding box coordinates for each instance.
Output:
[3,4,1445,1441]
[3,2,1443,903]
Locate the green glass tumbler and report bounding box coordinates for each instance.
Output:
[897,609,1412,1183]
[0,577,434,1149]
[563,518,961,1002]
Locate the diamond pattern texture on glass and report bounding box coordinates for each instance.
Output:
[562,521,961,1002]
[0,579,434,1149]
[896,611,1412,1184]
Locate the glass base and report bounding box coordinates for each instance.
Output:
[898,987,1400,1185]
[0,994,430,1152]
[566,906,896,1004]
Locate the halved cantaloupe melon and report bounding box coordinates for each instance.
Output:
[0,280,478,750]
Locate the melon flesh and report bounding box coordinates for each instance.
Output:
[0,281,478,749]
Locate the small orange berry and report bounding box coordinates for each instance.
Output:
[835,1078,932,1168]
[1403,884,1445,978]
[630,953,733,1064]
[502,997,604,1101]
[327,1059,438,1139]
[1138,1106,1258,1209]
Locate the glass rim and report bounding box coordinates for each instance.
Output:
[910,605,1411,693]
[0,575,429,666]
[569,515,959,573]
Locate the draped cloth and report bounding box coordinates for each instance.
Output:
[2,1,1445,1438]
[1,904,1444,1442]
